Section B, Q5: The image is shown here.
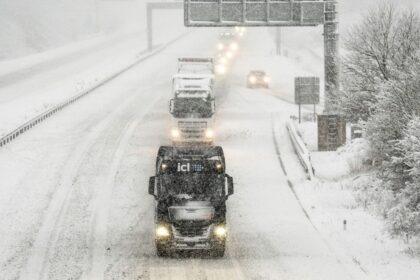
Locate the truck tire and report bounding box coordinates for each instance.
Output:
[211,245,225,258]
[156,244,169,257]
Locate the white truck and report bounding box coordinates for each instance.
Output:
[170,58,216,144]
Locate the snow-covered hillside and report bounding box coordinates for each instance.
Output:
[0,0,182,60]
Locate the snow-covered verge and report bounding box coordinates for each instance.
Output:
[288,120,420,280]
[0,12,186,138]
[0,0,181,60]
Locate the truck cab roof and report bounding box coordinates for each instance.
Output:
[158,146,224,161]
[177,58,214,75]
[155,146,226,177]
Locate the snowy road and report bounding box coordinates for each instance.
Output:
[0,29,369,280]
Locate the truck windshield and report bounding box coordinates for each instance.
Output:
[172,98,213,118]
[159,174,224,200]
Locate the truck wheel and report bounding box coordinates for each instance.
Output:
[212,245,225,258]
[156,244,169,257]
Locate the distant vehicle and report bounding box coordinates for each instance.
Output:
[247,70,270,88]
[234,26,246,37]
[217,32,239,53]
[169,94,216,144]
[149,146,234,257]
[171,60,216,143]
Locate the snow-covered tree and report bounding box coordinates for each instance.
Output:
[383,117,420,240]
[365,63,420,164]
[340,2,420,122]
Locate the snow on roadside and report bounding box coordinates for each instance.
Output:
[0,15,186,138]
[288,120,420,280]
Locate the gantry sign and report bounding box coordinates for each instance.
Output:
[184,0,339,113]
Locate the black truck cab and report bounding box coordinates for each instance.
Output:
[148,146,233,257]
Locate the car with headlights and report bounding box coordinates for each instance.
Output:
[149,146,234,257]
[217,32,239,54]
[247,70,270,88]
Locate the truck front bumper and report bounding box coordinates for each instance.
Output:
[157,238,225,251]
[156,224,226,251]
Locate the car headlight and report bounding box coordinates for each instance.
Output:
[230,42,239,51]
[156,225,170,238]
[171,128,180,138]
[219,57,227,65]
[264,76,270,83]
[249,76,256,84]
[217,43,224,51]
[216,64,226,75]
[205,129,214,139]
[214,225,227,238]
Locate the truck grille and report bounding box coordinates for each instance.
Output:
[172,221,211,238]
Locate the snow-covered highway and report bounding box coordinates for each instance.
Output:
[1,28,370,280]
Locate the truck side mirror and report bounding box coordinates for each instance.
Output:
[226,175,234,196]
[169,99,174,114]
[149,176,156,198]
[212,100,216,114]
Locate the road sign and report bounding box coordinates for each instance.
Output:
[318,115,346,151]
[294,77,320,105]
[184,0,325,27]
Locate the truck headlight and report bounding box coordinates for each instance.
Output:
[230,42,239,51]
[217,43,224,51]
[216,64,226,75]
[171,128,180,138]
[249,76,256,84]
[214,226,227,238]
[219,57,227,65]
[263,76,270,83]
[205,129,214,139]
[156,225,170,238]
[225,51,233,59]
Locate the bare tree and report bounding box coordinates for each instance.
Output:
[340,2,420,122]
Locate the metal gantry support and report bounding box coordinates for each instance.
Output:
[323,0,340,113]
[147,1,184,51]
[182,0,340,112]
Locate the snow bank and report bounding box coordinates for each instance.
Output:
[289,122,420,280]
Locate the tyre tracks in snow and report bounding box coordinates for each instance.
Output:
[84,90,167,280]
[18,86,163,280]
[230,88,367,279]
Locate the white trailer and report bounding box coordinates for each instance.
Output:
[177,58,214,75]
